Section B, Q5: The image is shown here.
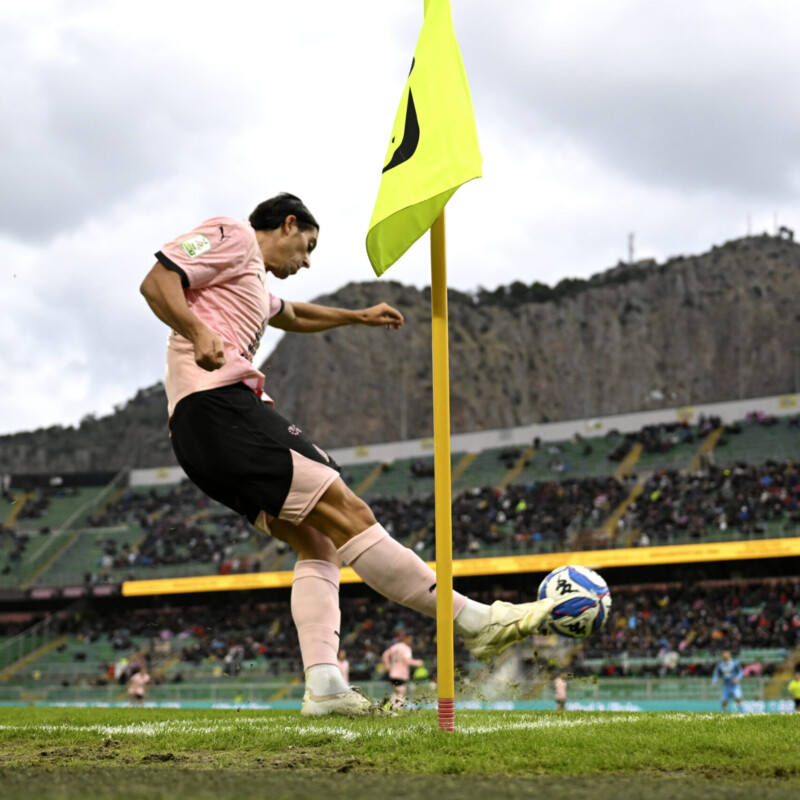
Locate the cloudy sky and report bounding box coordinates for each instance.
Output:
[2,0,799,436]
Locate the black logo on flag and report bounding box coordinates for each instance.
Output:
[383,58,419,173]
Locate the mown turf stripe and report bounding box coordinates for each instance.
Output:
[0,711,752,740]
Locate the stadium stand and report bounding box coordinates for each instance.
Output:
[1,577,797,707]
[2,413,799,584]
[1,406,799,708]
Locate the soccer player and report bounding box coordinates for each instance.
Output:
[554,670,568,711]
[711,650,744,712]
[337,649,350,686]
[382,633,423,709]
[127,666,150,707]
[140,193,555,717]
[787,667,800,713]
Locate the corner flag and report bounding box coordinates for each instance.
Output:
[366,0,482,276]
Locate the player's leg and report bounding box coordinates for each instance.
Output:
[305,478,555,661]
[265,518,351,698]
[172,389,552,679]
[389,678,408,708]
[171,391,390,716]
[257,516,390,716]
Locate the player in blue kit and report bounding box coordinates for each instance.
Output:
[712,650,744,712]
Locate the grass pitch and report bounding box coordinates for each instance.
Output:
[1,707,799,799]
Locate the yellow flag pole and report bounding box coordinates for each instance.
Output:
[430,208,455,731]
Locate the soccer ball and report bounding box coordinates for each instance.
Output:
[537,565,611,639]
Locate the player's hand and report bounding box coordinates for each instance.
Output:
[361,303,404,330]
[193,328,226,371]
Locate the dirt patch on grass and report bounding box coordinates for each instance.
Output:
[3,770,800,800]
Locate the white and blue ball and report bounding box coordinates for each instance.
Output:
[537,565,611,639]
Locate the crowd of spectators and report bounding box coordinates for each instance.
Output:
[620,459,800,546]
[4,577,798,685]
[0,524,27,577]
[578,578,800,678]
[398,457,800,557]
[91,516,266,578]
[446,477,627,555]
[2,411,797,580]
[85,483,269,579]
[410,411,800,555]
[607,419,706,463]
[0,477,81,524]
[88,483,216,529]
[5,411,800,697]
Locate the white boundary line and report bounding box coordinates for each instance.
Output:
[0,712,753,741]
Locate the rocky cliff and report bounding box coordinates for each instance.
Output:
[1,234,797,474]
[264,233,800,447]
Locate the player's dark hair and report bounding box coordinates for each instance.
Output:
[249,193,319,233]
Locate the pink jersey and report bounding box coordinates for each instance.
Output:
[155,217,284,417]
[382,642,422,681]
[128,671,150,695]
[554,676,567,701]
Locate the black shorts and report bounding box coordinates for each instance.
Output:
[171,383,340,525]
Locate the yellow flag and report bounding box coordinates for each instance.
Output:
[366,0,482,276]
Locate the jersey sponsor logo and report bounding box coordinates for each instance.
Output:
[287,425,301,436]
[180,234,212,258]
[245,317,268,360]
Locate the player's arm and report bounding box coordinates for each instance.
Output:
[269,300,404,333]
[140,262,226,371]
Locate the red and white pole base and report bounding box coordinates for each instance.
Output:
[438,698,455,731]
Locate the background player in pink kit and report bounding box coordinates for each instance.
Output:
[382,634,423,709]
[554,670,568,711]
[141,192,554,717]
[337,650,350,685]
[127,667,150,707]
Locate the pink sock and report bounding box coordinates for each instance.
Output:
[291,559,341,669]
[337,524,467,619]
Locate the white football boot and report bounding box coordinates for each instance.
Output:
[462,598,556,662]
[300,686,394,717]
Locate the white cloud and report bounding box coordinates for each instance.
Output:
[460,1,800,197]
[1,0,799,435]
